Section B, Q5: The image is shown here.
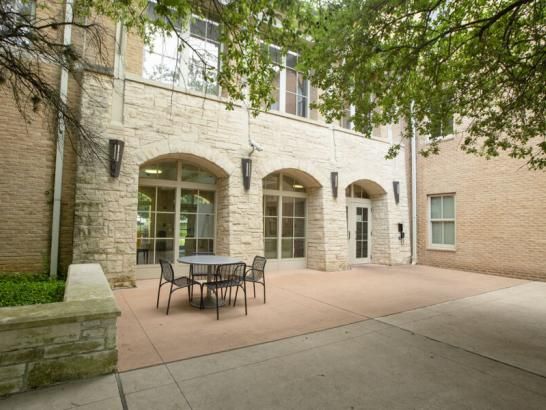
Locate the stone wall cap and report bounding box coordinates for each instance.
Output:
[0,263,121,331]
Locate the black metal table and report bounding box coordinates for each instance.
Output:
[178,255,242,309]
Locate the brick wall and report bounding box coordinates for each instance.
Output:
[416,134,546,281]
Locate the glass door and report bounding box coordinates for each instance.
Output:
[348,202,371,264]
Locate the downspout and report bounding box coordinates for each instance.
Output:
[410,101,418,265]
[49,0,73,279]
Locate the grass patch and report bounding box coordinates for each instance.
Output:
[0,273,65,307]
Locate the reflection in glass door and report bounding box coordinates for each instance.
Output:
[347,201,371,264]
[355,207,369,261]
[179,189,215,257]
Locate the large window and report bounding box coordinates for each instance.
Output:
[268,46,310,118]
[429,194,455,249]
[137,160,217,265]
[263,173,306,259]
[1,0,35,45]
[430,115,454,139]
[143,3,220,95]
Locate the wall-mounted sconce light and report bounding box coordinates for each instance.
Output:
[109,139,124,178]
[331,172,339,198]
[393,180,400,204]
[242,158,252,191]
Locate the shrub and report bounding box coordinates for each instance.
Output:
[0,273,65,307]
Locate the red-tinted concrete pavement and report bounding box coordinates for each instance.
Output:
[115,264,523,371]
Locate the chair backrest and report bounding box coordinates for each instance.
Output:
[159,259,175,282]
[215,262,246,282]
[252,256,267,273]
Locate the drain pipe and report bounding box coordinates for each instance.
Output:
[49,0,74,279]
[410,101,418,265]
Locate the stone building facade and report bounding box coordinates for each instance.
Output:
[73,71,411,286]
[1,2,542,287]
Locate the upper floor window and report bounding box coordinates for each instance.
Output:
[143,3,220,95]
[1,0,36,45]
[430,115,454,139]
[341,105,355,130]
[268,46,310,118]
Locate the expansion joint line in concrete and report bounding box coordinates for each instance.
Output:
[120,291,165,363]
[115,372,129,410]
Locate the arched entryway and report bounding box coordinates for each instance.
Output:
[345,179,387,265]
[262,169,321,271]
[136,155,227,270]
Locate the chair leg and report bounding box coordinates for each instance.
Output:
[166,283,174,315]
[156,281,163,309]
[215,289,219,320]
[243,282,247,316]
[200,284,205,309]
[263,280,266,304]
[253,282,256,298]
[233,285,239,307]
[187,285,191,302]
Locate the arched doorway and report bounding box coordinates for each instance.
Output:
[345,180,387,265]
[262,170,318,270]
[136,157,222,267]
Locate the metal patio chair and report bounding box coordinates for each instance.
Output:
[156,259,198,315]
[239,256,267,303]
[204,262,247,320]
[189,251,215,304]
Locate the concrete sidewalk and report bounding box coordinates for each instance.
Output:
[2,280,546,409]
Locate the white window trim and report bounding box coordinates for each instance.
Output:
[428,194,456,251]
[263,173,308,261]
[269,47,310,119]
[137,160,218,266]
[424,115,456,144]
[143,11,222,96]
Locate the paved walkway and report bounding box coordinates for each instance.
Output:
[2,267,546,409]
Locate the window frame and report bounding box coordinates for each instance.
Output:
[268,46,310,119]
[142,8,222,96]
[428,194,456,251]
[263,173,308,260]
[137,160,218,265]
[425,115,455,144]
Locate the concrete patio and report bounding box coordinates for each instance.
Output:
[3,264,546,409]
[114,264,524,371]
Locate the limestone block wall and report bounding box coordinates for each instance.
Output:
[0,264,120,396]
[72,73,411,285]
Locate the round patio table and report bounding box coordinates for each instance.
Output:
[178,255,243,309]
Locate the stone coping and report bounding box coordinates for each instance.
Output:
[0,264,120,331]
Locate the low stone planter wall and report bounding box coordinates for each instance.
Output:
[0,264,121,396]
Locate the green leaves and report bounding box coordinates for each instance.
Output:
[301,0,546,169]
[0,274,65,307]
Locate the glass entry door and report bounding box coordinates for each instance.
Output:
[348,201,371,264]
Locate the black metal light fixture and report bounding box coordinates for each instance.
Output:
[331,172,339,198]
[393,180,400,204]
[109,139,125,178]
[242,158,252,190]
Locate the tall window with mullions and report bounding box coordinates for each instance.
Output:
[142,2,220,95]
[263,172,307,260]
